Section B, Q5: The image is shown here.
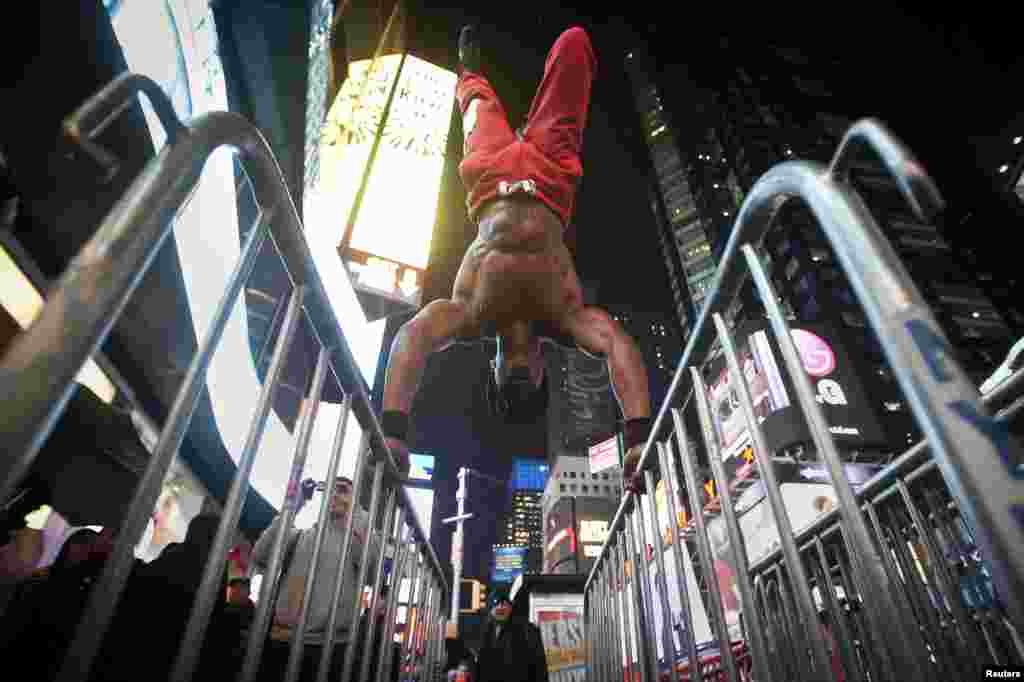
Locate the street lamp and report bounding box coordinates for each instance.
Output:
[441,466,504,635]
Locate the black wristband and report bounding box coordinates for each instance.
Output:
[381,410,410,442]
[623,416,653,451]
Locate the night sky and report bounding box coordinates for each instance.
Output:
[395,4,1024,584]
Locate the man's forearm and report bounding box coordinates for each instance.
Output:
[383,322,433,415]
[607,329,651,421]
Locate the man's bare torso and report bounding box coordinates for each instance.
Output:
[451,196,583,336]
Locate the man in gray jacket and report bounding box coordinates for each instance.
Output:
[249,476,380,682]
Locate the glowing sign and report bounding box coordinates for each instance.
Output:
[320,54,456,271]
[408,453,434,481]
[578,519,608,545]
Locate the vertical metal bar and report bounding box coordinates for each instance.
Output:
[402,545,425,676]
[57,208,272,682]
[357,497,403,682]
[606,563,624,682]
[643,464,680,679]
[407,560,428,680]
[670,414,739,679]
[742,242,936,681]
[712,311,831,680]
[276,393,357,682]
[627,492,662,681]
[683,386,773,682]
[412,554,431,677]
[812,537,863,682]
[378,534,412,682]
[592,574,604,682]
[169,284,305,682]
[422,580,439,680]
[880,510,957,678]
[615,532,638,682]
[309,434,376,682]
[338,462,388,682]
[240,345,331,682]
[657,440,702,678]
[754,574,785,682]
[897,478,986,673]
[834,533,886,682]
[775,565,816,681]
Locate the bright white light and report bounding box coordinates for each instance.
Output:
[1014,136,1022,145]
[999,164,1010,173]
[713,184,719,188]
[973,312,981,318]
[722,211,729,216]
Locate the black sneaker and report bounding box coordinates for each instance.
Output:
[458,24,482,75]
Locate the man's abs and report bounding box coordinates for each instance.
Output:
[454,197,570,327]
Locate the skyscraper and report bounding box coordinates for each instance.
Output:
[493,458,547,578]
[624,42,1021,455]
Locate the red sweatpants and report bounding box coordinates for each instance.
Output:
[456,27,597,229]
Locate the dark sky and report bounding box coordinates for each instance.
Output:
[396,3,1024,583]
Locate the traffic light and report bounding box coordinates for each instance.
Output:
[474,582,488,612]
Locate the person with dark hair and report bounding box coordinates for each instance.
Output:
[474,587,549,682]
[380,25,653,492]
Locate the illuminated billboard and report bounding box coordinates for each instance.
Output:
[492,546,527,584]
[544,498,576,574]
[408,453,434,482]
[319,53,456,320]
[511,458,549,491]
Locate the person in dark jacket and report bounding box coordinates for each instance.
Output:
[475,587,549,682]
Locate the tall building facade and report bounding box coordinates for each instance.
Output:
[625,42,1020,456]
[493,458,546,577]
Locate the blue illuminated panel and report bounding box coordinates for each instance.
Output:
[511,458,548,491]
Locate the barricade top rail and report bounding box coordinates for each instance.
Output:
[582,117,1024,636]
[0,72,446,596]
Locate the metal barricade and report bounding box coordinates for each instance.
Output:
[583,118,1024,682]
[0,73,448,681]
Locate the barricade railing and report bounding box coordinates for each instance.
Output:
[582,118,1024,682]
[0,73,447,682]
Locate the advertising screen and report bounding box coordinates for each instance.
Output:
[574,497,616,576]
[544,498,576,574]
[492,546,528,584]
[537,608,586,682]
[512,458,549,491]
[408,453,434,482]
[588,435,620,475]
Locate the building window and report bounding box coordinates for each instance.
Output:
[570,472,577,479]
[605,486,612,494]
[560,484,566,493]
[582,485,589,494]
[592,474,598,480]
[602,473,609,480]
[570,484,577,493]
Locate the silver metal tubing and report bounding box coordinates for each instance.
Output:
[170,284,306,682]
[57,207,272,682]
[742,243,931,682]
[281,393,354,680]
[712,311,831,680]
[811,537,862,682]
[357,498,403,682]
[311,433,375,682]
[642,465,679,680]
[378,535,412,682]
[626,499,660,681]
[615,531,638,681]
[656,440,702,678]
[338,462,388,682]
[608,562,625,682]
[684,383,773,682]
[240,345,330,682]
[668,428,738,679]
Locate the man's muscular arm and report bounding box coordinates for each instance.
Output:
[383,299,469,415]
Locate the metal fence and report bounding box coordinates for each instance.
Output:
[0,73,448,682]
[583,119,1024,682]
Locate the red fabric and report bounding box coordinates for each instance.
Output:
[456,27,597,229]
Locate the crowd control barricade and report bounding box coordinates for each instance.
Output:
[0,73,448,682]
[582,118,1024,682]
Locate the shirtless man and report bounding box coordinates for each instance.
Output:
[380,25,653,492]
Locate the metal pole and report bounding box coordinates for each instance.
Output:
[711,312,831,680]
[670,423,739,680]
[642,465,680,680]
[240,346,331,682]
[57,207,271,682]
[627,493,661,681]
[684,385,773,682]
[357,496,403,682]
[450,467,467,626]
[656,440,702,679]
[170,284,305,682]
[379,534,413,682]
[310,434,375,682]
[339,463,389,682]
[403,545,425,679]
[616,530,641,682]
[741,243,932,682]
